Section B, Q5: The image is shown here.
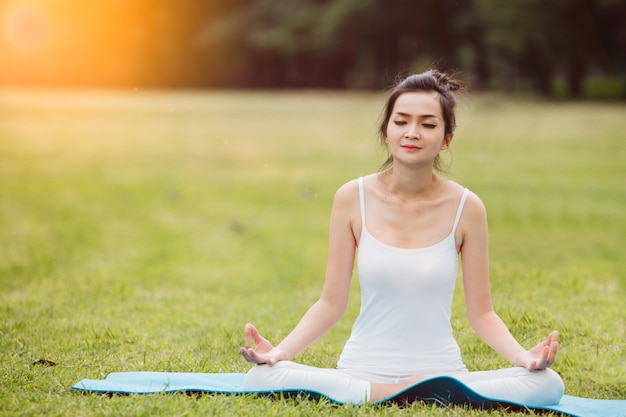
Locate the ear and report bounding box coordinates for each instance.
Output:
[441,133,453,150]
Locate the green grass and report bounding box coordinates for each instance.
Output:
[0,89,624,416]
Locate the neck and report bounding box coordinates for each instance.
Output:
[380,164,441,199]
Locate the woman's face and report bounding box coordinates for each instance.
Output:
[384,91,452,168]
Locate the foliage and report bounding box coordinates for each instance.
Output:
[476,0,622,97]
[151,0,626,94]
[1,0,624,95]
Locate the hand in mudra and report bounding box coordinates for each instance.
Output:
[515,330,559,371]
[239,323,286,366]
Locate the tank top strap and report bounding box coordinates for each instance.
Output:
[451,188,470,235]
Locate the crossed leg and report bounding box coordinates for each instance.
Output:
[243,361,564,406]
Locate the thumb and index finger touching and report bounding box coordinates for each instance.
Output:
[529,330,559,370]
[244,323,264,348]
[240,323,269,365]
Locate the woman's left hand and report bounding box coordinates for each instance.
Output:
[515,330,559,370]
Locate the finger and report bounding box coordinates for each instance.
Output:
[539,345,552,369]
[240,348,251,362]
[551,331,559,346]
[547,341,558,366]
[247,323,265,347]
[542,346,550,368]
[241,348,265,365]
[245,323,264,348]
[248,350,267,365]
[244,323,253,349]
[239,348,256,364]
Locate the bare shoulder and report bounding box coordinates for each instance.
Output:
[332,176,367,208]
[334,178,359,200]
[441,181,488,251]
[330,178,363,235]
[443,180,488,226]
[464,189,487,220]
[456,187,489,241]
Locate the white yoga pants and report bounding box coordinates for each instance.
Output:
[243,361,564,406]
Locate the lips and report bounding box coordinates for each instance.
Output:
[401,144,421,150]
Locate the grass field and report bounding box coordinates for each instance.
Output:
[0,89,624,416]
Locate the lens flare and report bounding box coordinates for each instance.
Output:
[4,3,50,48]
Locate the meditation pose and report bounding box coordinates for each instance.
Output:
[239,70,565,405]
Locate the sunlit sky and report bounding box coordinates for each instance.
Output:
[0,0,153,87]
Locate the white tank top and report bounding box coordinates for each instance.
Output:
[337,177,469,382]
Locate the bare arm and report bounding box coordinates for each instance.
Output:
[459,192,558,370]
[240,181,358,365]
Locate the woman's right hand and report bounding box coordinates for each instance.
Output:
[239,323,287,366]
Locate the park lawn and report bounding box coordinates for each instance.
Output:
[0,89,624,416]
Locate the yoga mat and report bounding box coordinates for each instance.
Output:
[72,372,626,417]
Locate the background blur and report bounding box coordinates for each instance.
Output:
[1,0,624,98]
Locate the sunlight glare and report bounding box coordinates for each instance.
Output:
[4,3,50,49]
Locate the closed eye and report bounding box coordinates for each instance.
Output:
[423,123,436,128]
[393,120,407,125]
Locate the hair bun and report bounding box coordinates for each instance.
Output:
[430,69,461,91]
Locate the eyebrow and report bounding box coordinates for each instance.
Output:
[394,111,440,119]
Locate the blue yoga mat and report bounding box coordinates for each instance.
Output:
[72,372,626,417]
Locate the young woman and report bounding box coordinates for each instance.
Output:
[239,70,564,406]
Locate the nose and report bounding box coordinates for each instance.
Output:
[404,124,419,139]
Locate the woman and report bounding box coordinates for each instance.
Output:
[239,70,564,406]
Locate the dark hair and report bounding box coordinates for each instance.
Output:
[379,69,462,172]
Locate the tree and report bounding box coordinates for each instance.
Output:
[476,0,620,97]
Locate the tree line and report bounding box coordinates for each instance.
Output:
[164,0,625,97]
[2,0,624,97]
